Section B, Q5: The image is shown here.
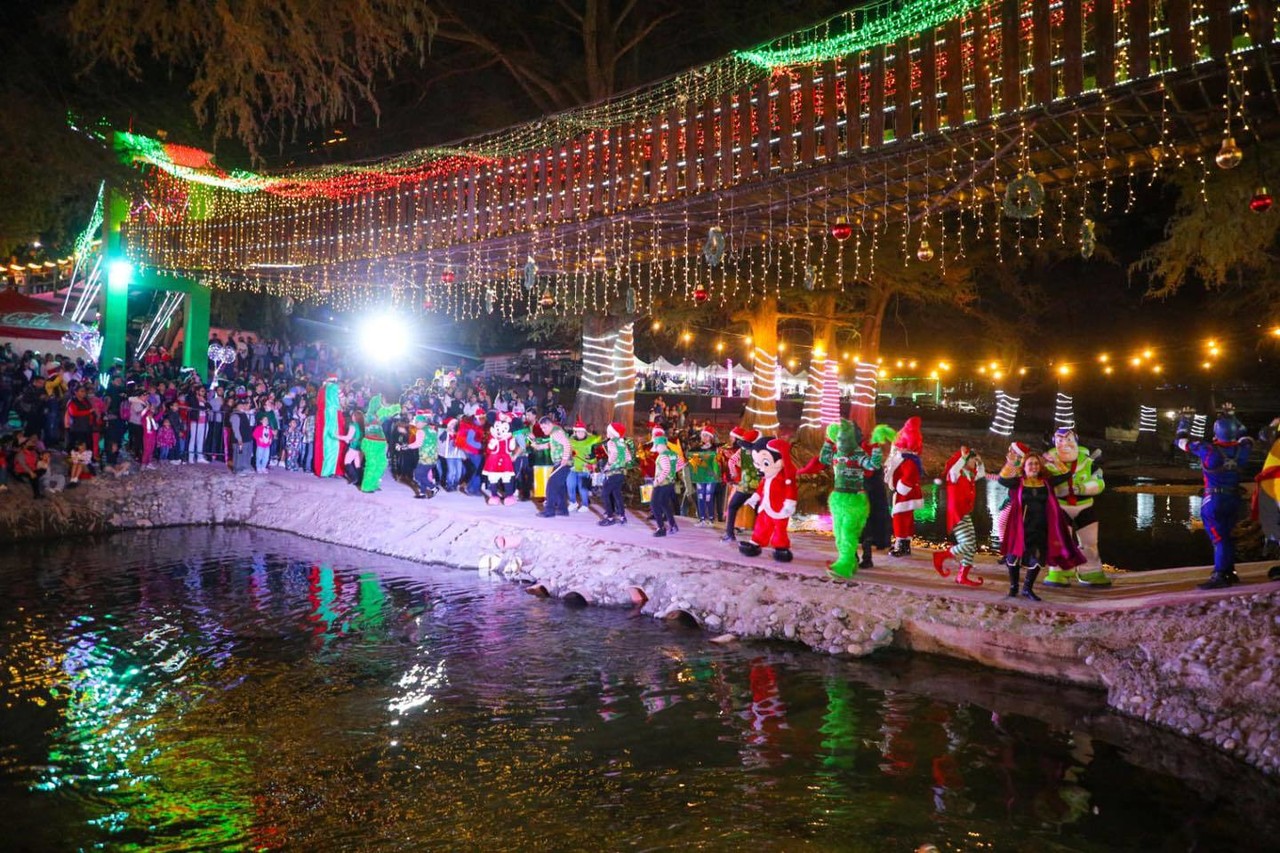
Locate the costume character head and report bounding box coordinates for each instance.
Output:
[491,413,512,440]
[752,437,794,479]
[827,419,863,455]
[1052,428,1079,460]
[894,417,922,454]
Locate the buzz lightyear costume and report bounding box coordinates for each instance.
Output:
[1042,428,1111,587]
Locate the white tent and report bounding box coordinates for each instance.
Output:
[651,356,680,374]
[633,356,651,374]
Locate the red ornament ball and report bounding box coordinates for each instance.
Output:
[423,296,435,311]
[441,268,456,284]
[829,215,853,242]
[1250,186,1273,213]
[693,284,709,303]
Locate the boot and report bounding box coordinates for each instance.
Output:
[954,563,984,587]
[889,538,911,558]
[932,549,953,578]
[1020,567,1042,601]
[1197,571,1239,591]
[1006,562,1020,598]
[858,542,874,569]
[738,540,762,557]
[772,548,793,563]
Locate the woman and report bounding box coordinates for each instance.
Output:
[996,450,1084,601]
[340,409,365,486]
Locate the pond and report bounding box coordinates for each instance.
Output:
[1,528,1273,851]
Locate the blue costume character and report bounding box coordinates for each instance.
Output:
[1176,408,1254,590]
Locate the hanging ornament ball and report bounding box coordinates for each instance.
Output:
[1250,186,1273,213]
[1080,217,1097,259]
[1215,135,1244,170]
[591,247,608,267]
[829,215,853,242]
[693,283,709,303]
[1003,174,1045,219]
[423,295,435,311]
[539,289,556,308]
[441,267,456,285]
[625,286,636,315]
[702,226,726,267]
[916,238,935,263]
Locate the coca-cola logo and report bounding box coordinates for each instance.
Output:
[0,312,60,329]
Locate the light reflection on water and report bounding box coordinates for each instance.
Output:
[0,528,1273,852]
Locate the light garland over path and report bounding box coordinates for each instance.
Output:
[119,0,1280,318]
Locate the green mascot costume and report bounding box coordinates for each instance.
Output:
[799,419,874,578]
[360,395,404,493]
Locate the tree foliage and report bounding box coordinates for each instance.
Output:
[68,0,438,158]
[1132,148,1280,322]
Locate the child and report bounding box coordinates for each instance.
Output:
[933,445,986,587]
[141,403,160,468]
[252,413,275,474]
[996,450,1083,601]
[156,409,177,462]
[283,417,304,471]
[650,434,685,537]
[68,440,92,486]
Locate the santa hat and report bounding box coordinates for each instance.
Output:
[474,408,486,418]
[607,422,626,438]
[730,426,760,445]
[894,416,923,453]
[700,425,715,439]
[444,417,457,429]
[1008,441,1031,457]
[651,426,666,439]
[764,437,797,477]
[498,412,512,423]
[573,417,587,431]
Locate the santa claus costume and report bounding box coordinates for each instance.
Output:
[740,437,798,562]
[887,416,923,557]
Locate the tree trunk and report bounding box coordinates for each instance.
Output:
[989,373,1023,436]
[798,294,838,451]
[572,312,626,431]
[610,321,636,434]
[740,296,780,433]
[849,287,891,435]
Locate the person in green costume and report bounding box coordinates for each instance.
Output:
[798,419,874,579]
[360,394,403,493]
[316,379,343,477]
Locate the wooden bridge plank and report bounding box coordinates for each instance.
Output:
[921,29,939,133]
[1063,0,1084,96]
[869,45,886,147]
[894,37,912,140]
[720,90,735,186]
[798,65,817,165]
[590,130,604,215]
[648,115,662,199]
[1000,0,1021,112]
[684,100,699,194]
[1167,0,1194,66]
[702,96,718,189]
[1033,0,1052,103]
[1129,0,1151,79]
[821,59,839,159]
[738,84,755,181]
[755,78,772,174]
[666,107,680,197]
[944,20,965,127]
[779,72,796,168]
[843,53,863,152]
[1095,0,1116,87]
[973,9,993,119]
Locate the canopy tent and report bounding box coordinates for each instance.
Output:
[650,356,681,374]
[0,288,93,360]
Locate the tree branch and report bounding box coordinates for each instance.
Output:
[554,0,585,25]
[616,9,679,60]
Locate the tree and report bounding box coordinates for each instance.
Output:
[1133,147,1280,328]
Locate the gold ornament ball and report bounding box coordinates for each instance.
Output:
[1215,135,1243,170]
[917,239,935,262]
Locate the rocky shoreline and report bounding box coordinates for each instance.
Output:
[2,465,1277,776]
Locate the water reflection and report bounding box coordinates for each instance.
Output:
[0,529,1274,852]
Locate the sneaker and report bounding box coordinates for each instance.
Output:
[575,504,588,512]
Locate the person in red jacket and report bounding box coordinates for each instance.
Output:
[740,437,798,562]
[455,408,486,496]
[887,416,924,557]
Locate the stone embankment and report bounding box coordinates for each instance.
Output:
[2,465,1277,776]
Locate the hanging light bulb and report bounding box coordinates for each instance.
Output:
[539,288,556,308]
[829,215,853,242]
[693,282,709,303]
[1215,135,1243,170]
[916,238,935,262]
[441,267,456,284]
[1250,186,1273,213]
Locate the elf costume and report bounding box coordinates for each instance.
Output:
[598,422,634,526]
[798,419,874,578]
[933,447,986,586]
[887,416,924,557]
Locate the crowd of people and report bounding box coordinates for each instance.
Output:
[3,335,1276,597]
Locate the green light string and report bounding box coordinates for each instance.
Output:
[735,0,990,70]
[73,182,104,259]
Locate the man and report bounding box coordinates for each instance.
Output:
[567,417,600,512]
[597,421,633,526]
[64,384,94,454]
[532,415,572,517]
[456,408,486,496]
[229,399,255,475]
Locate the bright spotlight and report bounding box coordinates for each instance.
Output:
[107,259,134,291]
[358,313,412,362]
